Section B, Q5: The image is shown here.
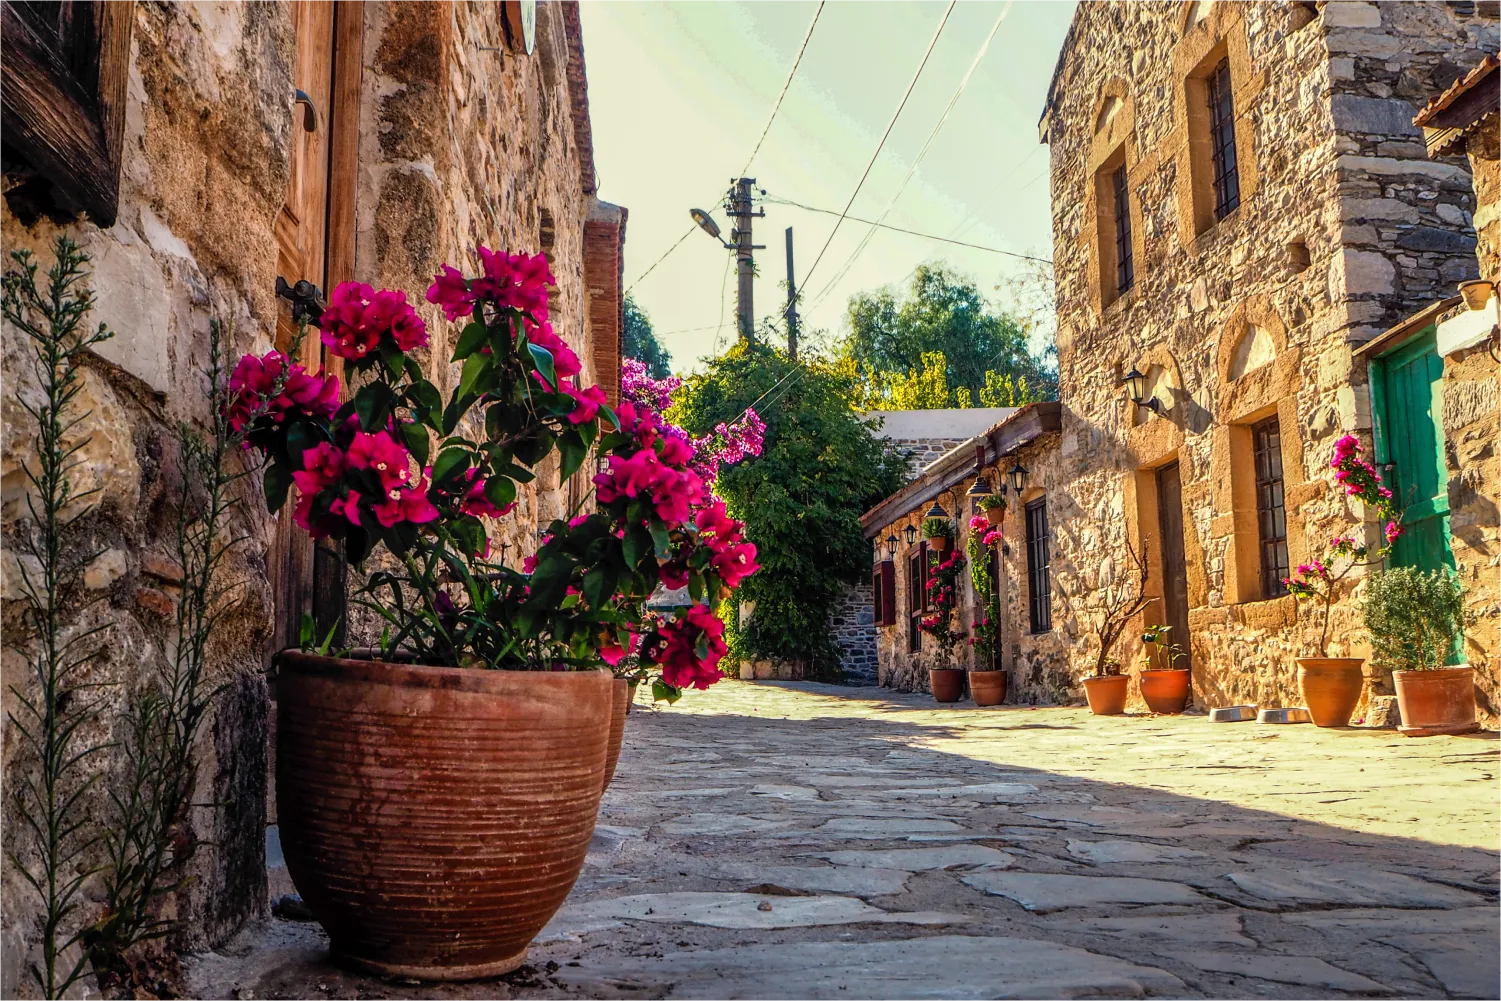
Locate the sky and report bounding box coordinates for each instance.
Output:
[579,0,1078,375]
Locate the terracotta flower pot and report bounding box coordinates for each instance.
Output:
[1458,279,1495,311]
[1394,667,1480,737]
[602,678,630,790]
[1082,674,1130,715]
[928,535,951,552]
[969,670,1007,706]
[276,652,611,980]
[1138,669,1191,714]
[1296,658,1364,727]
[984,507,1004,527]
[929,668,965,703]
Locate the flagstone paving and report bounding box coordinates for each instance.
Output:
[186,680,1499,1000]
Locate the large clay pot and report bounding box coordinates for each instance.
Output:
[277,652,611,980]
[1394,667,1480,737]
[603,678,629,790]
[984,507,1005,527]
[1138,669,1191,714]
[1296,658,1364,727]
[969,670,1007,706]
[1082,674,1130,715]
[929,668,965,703]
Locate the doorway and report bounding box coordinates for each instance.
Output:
[1156,461,1191,669]
[1372,328,1454,574]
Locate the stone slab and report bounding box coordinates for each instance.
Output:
[658,813,791,836]
[811,817,970,838]
[870,782,1040,802]
[1283,906,1499,935]
[1226,865,1484,908]
[1066,839,1209,863]
[811,844,1016,872]
[554,935,1186,999]
[961,872,1206,911]
[550,892,965,930]
[749,784,822,800]
[1169,952,1391,994]
[712,863,911,896]
[1052,913,1254,947]
[1376,933,1500,999]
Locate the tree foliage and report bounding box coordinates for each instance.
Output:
[623,294,672,378]
[669,342,906,674]
[840,263,1056,409]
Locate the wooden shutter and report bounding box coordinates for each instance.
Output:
[871,568,884,627]
[919,541,930,610]
[879,561,897,626]
[1,1,133,226]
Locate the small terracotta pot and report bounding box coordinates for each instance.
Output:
[969,670,1007,706]
[1394,667,1480,737]
[1138,669,1191,714]
[1297,658,1364,727]
[1083,674,1130,715]
[984,507,1005,527]
[1458,279,1495,311]
[603,678,629,790]
[930,668,965,703]
[277,653,610,980]
[928,535,951,552]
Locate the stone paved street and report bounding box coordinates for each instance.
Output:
[189,682,1500,1000]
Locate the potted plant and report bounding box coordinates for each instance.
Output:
[1138,622,1190,713]
[922,515,954,552]
[239,250,757,979]
[978,492,1007,528]
[920,547,967,701]
[1285,435,1402,727]
[1364,566,1477,737]
[1081,537,1154,715]
[966,515,1006,705]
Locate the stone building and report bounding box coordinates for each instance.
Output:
[0,1,622,990]
[862,1,1498,714]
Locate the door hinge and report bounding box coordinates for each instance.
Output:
[276,276,325,326]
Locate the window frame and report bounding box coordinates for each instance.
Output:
[1207,57,1240,220]
[1111,162,1134,294]
[907,548,925,652]
[1251,416,1290,598]
[1025,499,1053,634]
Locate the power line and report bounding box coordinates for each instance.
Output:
[800,1,956,291]
[767,196,1052,265]
[809,1,1013,307]
[741,1,825,177]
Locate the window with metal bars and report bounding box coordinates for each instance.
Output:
[1252,416,1289,597]
[1207,58,1240,219]
[907,549,924,652]
[1025,499,1052,633]
[1112,163,1134,293]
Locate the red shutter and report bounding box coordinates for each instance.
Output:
[919,541,930,610]
[880,561,897,626]
[871,568,883,626]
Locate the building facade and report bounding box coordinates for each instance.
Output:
[863,1,1498,716]
[0,1,622,988]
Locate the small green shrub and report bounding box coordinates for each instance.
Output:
[1363,566,1468,672]
[977,493,1006,512]
[920,517,953,540]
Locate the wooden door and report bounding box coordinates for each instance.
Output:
[1156,462,1191,669]
[1373,329,1453,574]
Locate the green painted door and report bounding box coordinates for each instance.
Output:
[1372,329,1453,572]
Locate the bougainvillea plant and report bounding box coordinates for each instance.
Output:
[919,546,967,668]
[1283,434,1402,657]
[230,249,756,697]
[621,358,765,487]
[965,514,1002,670]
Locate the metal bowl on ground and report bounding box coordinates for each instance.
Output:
[1210,705,1257,722]
[1257,707,1312,724]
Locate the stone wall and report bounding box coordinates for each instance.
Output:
[0,2,611,992]
[971,0,1494,714]
[830,583,879,684]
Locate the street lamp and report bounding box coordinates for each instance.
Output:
[690,208,732,248]
[1006,462,1029,494]
[1121,366,1163,414]
[903,524,918,547]
[885,533,899,559]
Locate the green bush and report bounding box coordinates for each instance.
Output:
[1362,566,1468,672]
[921,516,954,539]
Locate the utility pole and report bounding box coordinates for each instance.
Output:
[724,177,765,343]
[784,226,799,360]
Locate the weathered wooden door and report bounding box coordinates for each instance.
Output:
[1373,329,1453,574]
[1156,462,1191,669]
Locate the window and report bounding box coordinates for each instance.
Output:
[1112,164,1134,294]
[1025,500,1052,633]
[907,548,926,652]
[1,1,132,226]
[1252,416,1289,597]
[1207,58,1240,219]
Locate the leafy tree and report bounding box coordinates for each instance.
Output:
[841,263,1056,408]
[623,294,671,378]
[669,342,906,676]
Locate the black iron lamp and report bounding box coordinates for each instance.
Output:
[903,524,918,546]
[1006,462,1029,494]
[925,500,948,521]
[1121,366,1163,414]
[885,533,899,559]
[967,476,993,514]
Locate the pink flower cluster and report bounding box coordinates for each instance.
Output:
[641,605,728,690]
[287,429,439,538]
[621,357,681,413]
[968,514,989,532]
[593,401,705,524]
[690,410,766,483]
[226,350,340,436]
[427,247,554,323]
[434,466,516,520]
[695,500,760,588]
[318,282,428,361]
[1331,434,1401,545]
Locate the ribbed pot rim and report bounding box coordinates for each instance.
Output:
[967,668,1005,674]
[928,667,964,674]
[1394,666,1475,681]
[1138,669,1190,676]
[1295,657,1365,668]
[278,650,611,696]
[1083,674,1130,684]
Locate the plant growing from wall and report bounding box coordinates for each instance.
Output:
[919,548,967,668]
[966,514,1003,670]
[1285,435,1402,656]
[3,239,115,1000]
[1362,566,1469,673]
[1085,535,1154,678]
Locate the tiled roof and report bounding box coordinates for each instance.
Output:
[1412,53,1499,128]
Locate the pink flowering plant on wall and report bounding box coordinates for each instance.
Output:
[919,545,967,668]
[966,514,1002,670]
[229,250,755,697]
[1284,434,1402,657]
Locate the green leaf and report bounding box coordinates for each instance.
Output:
[582,565,617,610]
[649,524,672,560]
[597,402,621,431]
[401,420,430,466]
[558,430,587,480]
[483,475,516,509]
[689,573,703,604]
[458,352,492,403]
[299,612,315,650]
[354,382,394,431]
[452,321,490,361]
[431,448,470,486]
[652,680,682,705]
[406,379,442,426]
[264,462,293,512]
[528,343,557,389]
[622,524,652,569]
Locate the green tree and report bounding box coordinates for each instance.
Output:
[842,263,1056,408]
[623,293,671,378]
[669,342,906,676]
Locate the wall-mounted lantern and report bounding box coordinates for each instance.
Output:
[967,476,993,514]
[884,533,899,559]
[1121,366,1164,415]
[1006,462,1029,494]
[903,524,918,547]
[925,500,948,521]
